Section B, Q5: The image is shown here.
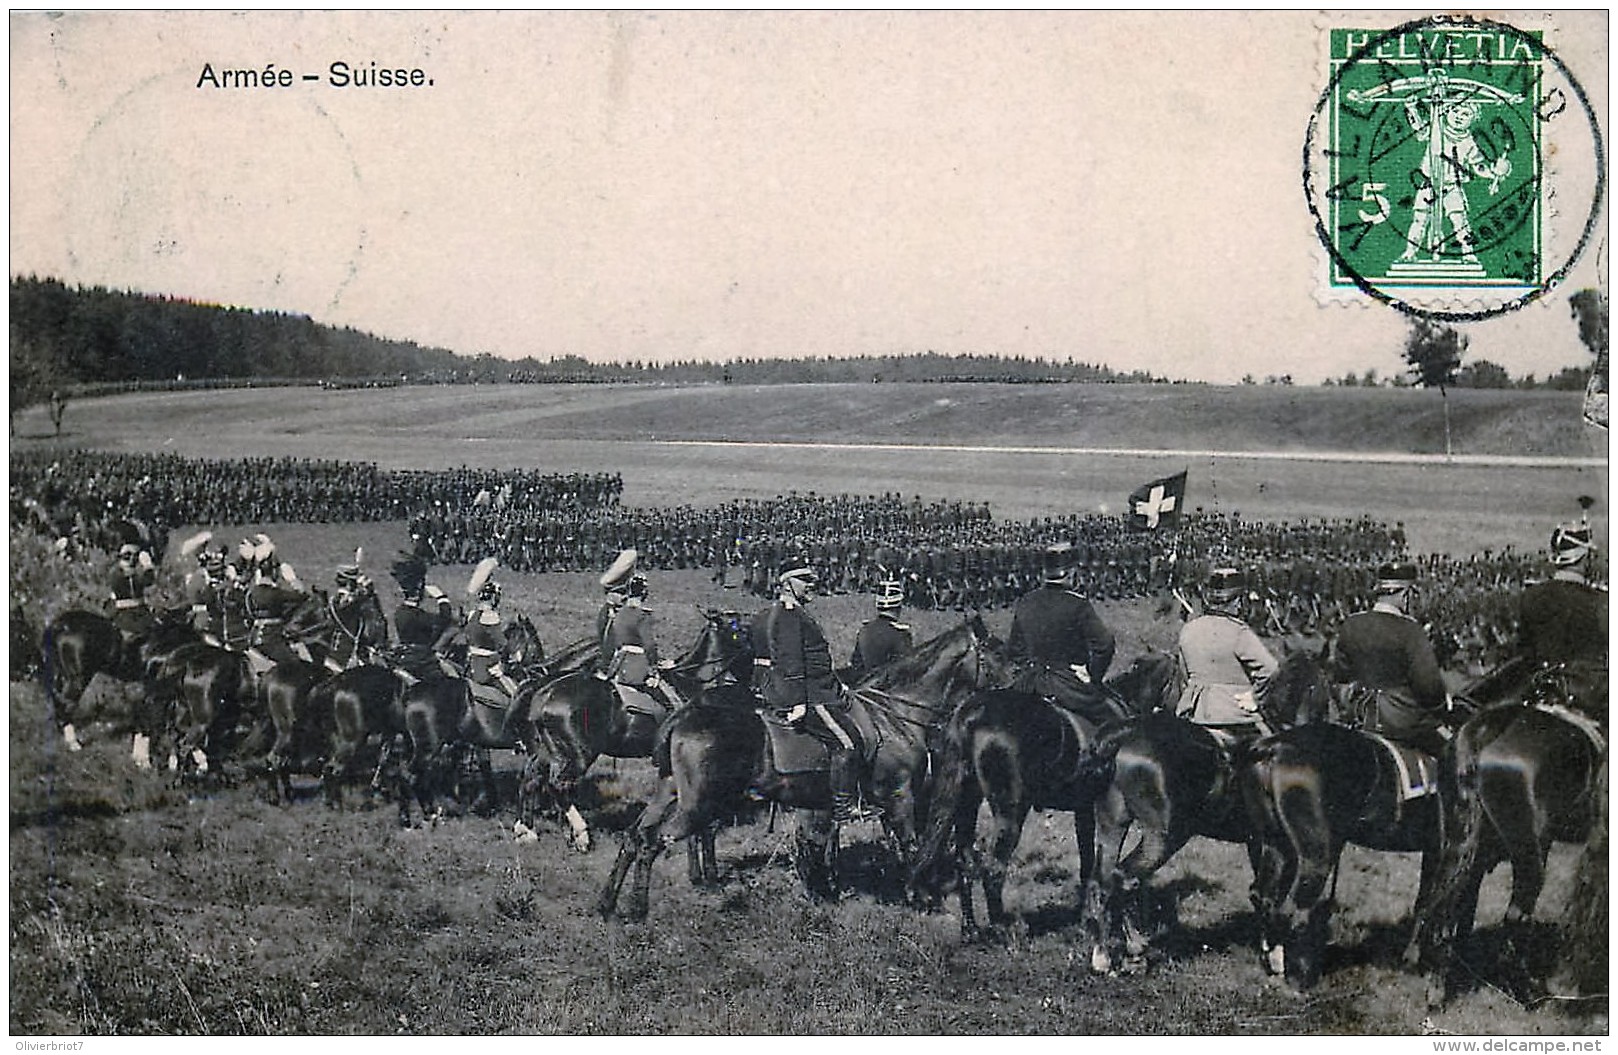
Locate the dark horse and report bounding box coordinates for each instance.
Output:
[1417,664,1607,1007]
[514,608,754,852]
[907,651,1179,942]
[40,606,197,764]
[1242,650,1456,990]
[313,614,547,826]
[596,616,1009,922]
[259,587,392,802]
[1080,648,1335,974]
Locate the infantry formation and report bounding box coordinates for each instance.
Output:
[11,449,1592,677]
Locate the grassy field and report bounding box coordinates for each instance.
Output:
[9,382,1608,1036]
[10,381,1608,556]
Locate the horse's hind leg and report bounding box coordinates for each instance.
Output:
[980,802,1030,933]
[685,831,720,888]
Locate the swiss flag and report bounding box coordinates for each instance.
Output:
[1126,470,1187,531]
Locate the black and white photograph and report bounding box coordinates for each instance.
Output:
[8,9,1609,1038]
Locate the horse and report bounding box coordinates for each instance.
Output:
[1242,651,1457,990]
[515,608,754,852]
[1417,666,1607,1007]
[313,613,548,825]
[259,587,393,803]
[40,605,197,761]
[1080,648,1335,974]
[906,651,1179,943]
[596,615,1011,922]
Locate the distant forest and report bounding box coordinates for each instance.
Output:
[8,276,1592,414]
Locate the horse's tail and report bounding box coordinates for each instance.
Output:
[1559,755,1608,994]
[909,700,974,900]
[1422,710,1508,958]
[1073,716,1138,794]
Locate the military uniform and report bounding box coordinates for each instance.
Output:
[1177,610,1277,727]
[1008,576,1116,685]
[1519,524,1608,714]
[850,613,913,678]
[108,546,157,638]
[1330,564,1449,756]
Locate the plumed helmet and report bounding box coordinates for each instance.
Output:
[600,549,638,593]
[876,579,905,610]
[779,560,818,589]
[1551,522,1594,566]
[1375,560,1419,593]
[1206,566,1244,604]
[180,530,214,560]
[467,556,501,602]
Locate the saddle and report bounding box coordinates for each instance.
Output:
[1362,732,1441,827]
[760,712,835,775]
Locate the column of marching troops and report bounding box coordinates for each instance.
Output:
[11,448,1602,674]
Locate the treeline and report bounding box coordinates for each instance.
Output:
[10,276,461,406]
[9,277,1164,412]
[1319,362,1591,391]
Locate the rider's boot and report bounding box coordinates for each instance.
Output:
[829,748,875,825]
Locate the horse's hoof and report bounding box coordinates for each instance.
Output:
[1120,952,1149,976]
[513,821,540,845]
[569,831,592,854]
[1266,943,1287,977]
[1089,945,1114,975]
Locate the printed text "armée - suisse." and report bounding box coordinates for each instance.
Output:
[197,62,433,89]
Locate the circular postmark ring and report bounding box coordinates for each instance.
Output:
[1304,15,1605,323]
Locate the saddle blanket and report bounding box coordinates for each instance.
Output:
[1367,733,1439,801]
[760,712,829,775]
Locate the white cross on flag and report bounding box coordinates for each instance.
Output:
[1127,470,1188,531]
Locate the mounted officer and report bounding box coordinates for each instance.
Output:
[597,549,680,721]
[1518,521,1607,717]
[849,578,913,679]
[1328,560,1451,757]
[325,550,383,674]
[389,553,459,686]
[1176,566,1278,735]
[180,530,228,647]
[754,561,872,825]
[1007,542,1117,724]
[108,534,157,641]
[464,557,517,705]
[244,534,307,670]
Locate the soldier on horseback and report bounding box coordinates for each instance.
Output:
[108,535,157,641]
[1007,542,1117,725]
[754,561,872,825]
[1328,560,1451,757]
[180,531,229,647]
[1176,566,1278,735]
[1518,520,1607,718]
[244,534,308,670]
[325,550,382,673]
[465,557,518,703]
[597,549,680,721]
[849,578,913,679]
[389,552,459,686]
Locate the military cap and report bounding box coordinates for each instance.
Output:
[779,560,818,587]
[1375,561,1418,591]
[876,579,905,610]
[1206,566,1245,603]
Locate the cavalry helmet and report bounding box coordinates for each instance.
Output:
[779,560,818,589]
[600,549,639,593]
[467,556,501,603]
[1551,522,1594,566]
[876,579,905,611]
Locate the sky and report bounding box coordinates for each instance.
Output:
[8,9,1611,384]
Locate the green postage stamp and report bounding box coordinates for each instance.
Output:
[1306,16,1605,320]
